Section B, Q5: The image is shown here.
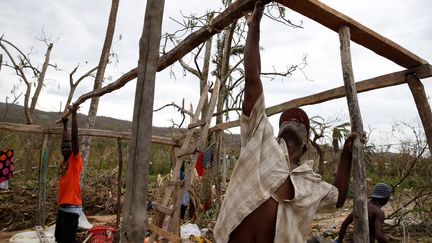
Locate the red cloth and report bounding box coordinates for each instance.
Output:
[195,151,204,176]
[0,150,14,183]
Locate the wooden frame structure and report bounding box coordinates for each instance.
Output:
[2,0,431,241]
[0,122,180,228]
[149,0,432,241]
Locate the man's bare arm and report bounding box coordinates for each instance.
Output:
[70,105,79,155]
[243,1,264,116]
[333,132,366,207]
[337,212,353,242]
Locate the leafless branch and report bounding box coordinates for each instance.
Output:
[391,145,428,191]
[153,102,194,118]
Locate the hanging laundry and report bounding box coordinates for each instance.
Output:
[0,150,14,183]
[202,143,215,169]
[195,151,204,176]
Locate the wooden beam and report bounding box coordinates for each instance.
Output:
[116,138,123,228]
[152,202,174,216]
[148,224,181,243]
[266,64,432,116]
[0,122,180,147]
[157,0,258,71]
[121,0,165,241]
[210,64,432,131]
[38,135,49,228]
[406,75,432,152]
[339,25,369,242]
[276,0,427,68]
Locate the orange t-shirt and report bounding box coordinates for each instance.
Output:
[57,151,83,206]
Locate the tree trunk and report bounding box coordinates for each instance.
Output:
[80,0,120,186]
[120,0,164,241]
[198,37,213,211]
[30,43,53,121]
[339,25,369,243]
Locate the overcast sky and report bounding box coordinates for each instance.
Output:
[1,0,431,149]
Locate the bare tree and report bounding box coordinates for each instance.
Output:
[0,33,56,124]
[309,116,330,174]
[1,32,57,180]
[2,84,22,121]
[63,64,98,113]
[79,0,120,185]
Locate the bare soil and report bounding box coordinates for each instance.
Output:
[1,184,431,242]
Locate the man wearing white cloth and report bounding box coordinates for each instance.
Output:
[214,1,364,242]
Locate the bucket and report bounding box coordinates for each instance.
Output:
[88,225,117,243]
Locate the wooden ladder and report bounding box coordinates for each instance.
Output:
[148,78,221,242]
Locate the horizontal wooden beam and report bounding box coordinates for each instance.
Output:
[0,122,180,147]
[152,202,174,216]
[276,0,428,69]
[211,64,432,131]
[148,224,181,243]
[267,64,432,116]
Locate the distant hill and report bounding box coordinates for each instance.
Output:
[0,102,240,153]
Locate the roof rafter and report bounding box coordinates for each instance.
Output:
[210,64,432,131]
[276,0,427,68]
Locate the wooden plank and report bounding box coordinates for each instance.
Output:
[168,78,222,234]
[167,180,184,186]
[151,84,210,230]
[116,138,123,228]
[0,122,180,147]
[121,0,164,241]
[188,120,206,129]
[35,226,50,243]
[210,64,432,131]
[148,224,181,243]
[276,0,427,68]
[406,75,432,152]
[339,25,369,242]
[152,202,174,216]
[37,134,49,227]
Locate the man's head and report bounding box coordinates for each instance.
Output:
[370,183,391,206]
[61,140,72,160]
[278,107,310,154]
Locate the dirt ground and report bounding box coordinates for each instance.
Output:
[2,201,431,242]
[1,183,431,242]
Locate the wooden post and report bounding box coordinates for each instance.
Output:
[339,25,369,242]
[222,146,227,189]
[406,74,432,151]
[120,0,165,242]
[38,133,49,227]
[116,138,123,228]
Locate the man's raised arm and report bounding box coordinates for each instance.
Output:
[70,105,79,155]
[243,1,264,116]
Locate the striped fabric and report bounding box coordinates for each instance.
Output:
[203,143,215,169]
[214,94,338,243]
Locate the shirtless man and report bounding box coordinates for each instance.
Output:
[336,183,391,243]
[214,2,363,242]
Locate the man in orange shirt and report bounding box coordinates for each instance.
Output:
[55,105,83,243]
